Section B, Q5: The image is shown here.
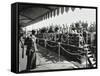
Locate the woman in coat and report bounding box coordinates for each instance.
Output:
[25,30,38,71]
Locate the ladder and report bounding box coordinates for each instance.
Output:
[84,44,96,67]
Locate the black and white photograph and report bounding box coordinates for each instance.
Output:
[13,3,97,72]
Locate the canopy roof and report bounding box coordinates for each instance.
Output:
[19,4,58,27]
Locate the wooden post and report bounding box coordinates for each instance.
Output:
[86,46,88,68]
[55,33,57,42]
[84,45,88,68]
[44,39,47,47]
[79,33,80,47]
[68,26,69,45]
[86,32,88,44]
[58,42,60,62]
[85,31,88,67]
[68,33,69,45]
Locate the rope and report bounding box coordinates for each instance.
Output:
[48,40,57,43]
[77,50,86,54]
[36,38,44,40]
[46,42,58,47]
[37,37,86,54]
[60,45,84,57]
[37,37,58,44]
[37,37,84,50]
[61,42,83,49]
[37,37,58,47]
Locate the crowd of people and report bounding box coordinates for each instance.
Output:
[19,21,96,71]
[36,21,96,47]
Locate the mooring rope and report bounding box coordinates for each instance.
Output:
[46,42,58,47]
[47,43,58,47]
[60,45,84,57]
[77,50,86,54]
